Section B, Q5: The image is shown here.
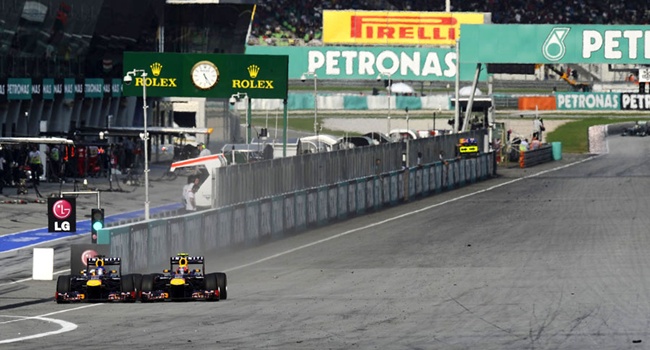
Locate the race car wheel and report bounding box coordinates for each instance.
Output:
[121,274,136,302]
[56,275,71,304]
[140,274,154,303]
[131,274,143,291]
[216,272,228,300]
[204,273,218,301]
[121,274,135,292]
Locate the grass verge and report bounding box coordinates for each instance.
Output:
[546,117,638,153]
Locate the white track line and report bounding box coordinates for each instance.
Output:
[224,156,596,273]
[0,304,101,344]
[0,269,70,288]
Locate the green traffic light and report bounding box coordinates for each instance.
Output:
[92,221,104,231]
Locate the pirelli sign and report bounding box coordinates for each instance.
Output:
[323,10,488,46]
[122,52,288,99]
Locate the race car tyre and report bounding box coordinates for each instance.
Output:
[216,272,228,300]
[121,274,137,302]
[140,274,154,303]
[56,275,71,303]
[56,275,71,293]
[131,274,143,291]
[204,273,218,301]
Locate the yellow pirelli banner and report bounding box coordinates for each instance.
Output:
[323,10,486,46]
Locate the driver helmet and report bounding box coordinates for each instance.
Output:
[177,266,188,274]
[96,266,105,276]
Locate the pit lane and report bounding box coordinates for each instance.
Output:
[2,135,650,349]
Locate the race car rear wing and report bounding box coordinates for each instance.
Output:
[87,257,121,266]
[170,256,204,265]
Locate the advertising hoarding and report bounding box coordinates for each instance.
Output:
[246,45,487,81]
[323,10,486,46]
[621,93,650,110]
[461,24,650,64]
[555,92,620,110]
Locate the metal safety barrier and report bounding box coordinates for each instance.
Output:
[519,145,553,168]
[97,153,495,273]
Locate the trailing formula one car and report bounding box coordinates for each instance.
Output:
[139,253,227,302]
[622,121,650,136]
[55,256,139,303]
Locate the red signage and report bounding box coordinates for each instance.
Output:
[52,199,73,220]
[48,197,76,232]
[351,15,457,41]
[323,10,486,46]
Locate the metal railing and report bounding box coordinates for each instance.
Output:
[213,130,486,208]
[99,152,496,273]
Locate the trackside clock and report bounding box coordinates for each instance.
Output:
[190,60,219,90]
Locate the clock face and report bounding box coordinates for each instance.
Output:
[191,61,219,90]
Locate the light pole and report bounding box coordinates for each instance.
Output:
[124,69,150,220]
[301,71,318,138]
[377,72,392,134]
[230,92,250,144]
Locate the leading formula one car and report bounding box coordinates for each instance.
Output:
[139,253,227,302]
[55,256,139,303]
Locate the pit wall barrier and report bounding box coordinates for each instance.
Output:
[233,93,451,111]
[237,92,645,112]
[519,144,554,168]
[97,153,494,273]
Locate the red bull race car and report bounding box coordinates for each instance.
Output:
[139,253,227,302]
[55,256,139,303]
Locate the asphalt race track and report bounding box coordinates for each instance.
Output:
[2,135,650,349]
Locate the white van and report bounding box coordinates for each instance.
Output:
[297,134,342,154]
[388,129,418,141]
[170,153,228,208]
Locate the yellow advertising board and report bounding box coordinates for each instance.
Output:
[323,10,485,46]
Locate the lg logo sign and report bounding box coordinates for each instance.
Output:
[48,198,76,232]
[52,199,72,231]
[52,199,72,219]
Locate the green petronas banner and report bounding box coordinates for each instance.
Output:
[7,78,31,100]
[460,24,650,64]
[122,52,288,99]
[246,45,487,81]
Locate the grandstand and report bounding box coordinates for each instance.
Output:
[251,1,645,92]
[251,0,650,46]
